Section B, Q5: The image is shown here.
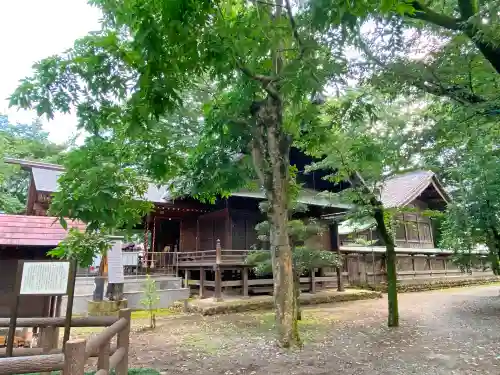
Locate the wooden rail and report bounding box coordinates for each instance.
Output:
[178,249,266,266]
[0,309,131,375]
[0,316,118,328]
[0,354,64,375]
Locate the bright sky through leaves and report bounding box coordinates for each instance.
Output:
[0,0,100,144]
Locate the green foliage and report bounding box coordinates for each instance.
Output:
[0,114,66,213]
[49,137,153,231]
[48,229,111,268]
[247,198,341,275]
[140,274,160,329]
[436,135,500,272]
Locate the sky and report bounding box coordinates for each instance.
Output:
[0,0,101,144]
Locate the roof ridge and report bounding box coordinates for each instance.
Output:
[4,157,65,171]
[397,172,434,207]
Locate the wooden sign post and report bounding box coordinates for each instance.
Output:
[6,259,77,356]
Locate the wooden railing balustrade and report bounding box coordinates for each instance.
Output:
[0,309,131,375]
[177,248,266,265]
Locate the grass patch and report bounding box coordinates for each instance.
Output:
[188,308,344,346]
[187,290,381,316]
[131,308,179,319]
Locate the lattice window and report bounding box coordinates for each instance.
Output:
[395,223,406,241]
[419,222,433,243]
[405,221,419,241]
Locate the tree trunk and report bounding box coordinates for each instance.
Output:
[251,96,299,347]
[487,228,500,275]
[373,207,399,327]
[106,283,124,301]
[294,273,302,321]
[471,40,500,75]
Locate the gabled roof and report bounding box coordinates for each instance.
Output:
[379,170,450,208]
[337,170,449,235]
[232,187,352,209]
[5,158,171,204]
[0,214,86,247]
[5,158,350,209]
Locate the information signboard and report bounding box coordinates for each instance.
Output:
[20,261,70,295]
[107,239,124,284]
[6,260,76,357]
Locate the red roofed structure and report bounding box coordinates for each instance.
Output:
[0,214,85,247]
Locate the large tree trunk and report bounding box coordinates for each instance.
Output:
[294,272,302,321]
[373,207,399,327]
[251,96,299,347]
[487,227,500,275]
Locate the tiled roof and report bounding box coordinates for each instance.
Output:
[0,215,86,247]
[232,187,353,209]
[379,170,445,208]
[27,166,170,204]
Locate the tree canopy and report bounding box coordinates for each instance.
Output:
[8,0,500,347]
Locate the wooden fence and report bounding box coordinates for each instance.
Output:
[0,308,131,375]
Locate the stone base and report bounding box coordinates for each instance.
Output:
[87,299,128,316]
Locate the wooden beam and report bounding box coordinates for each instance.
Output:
[242,267,249,298]
[199,267,205,299]
[309,269,316,294]
[225,208,232,250]
[330,222,344,291]
[184,270,190,289]
[214,240,223,301]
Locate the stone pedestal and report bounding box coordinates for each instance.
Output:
[87,299,128,316]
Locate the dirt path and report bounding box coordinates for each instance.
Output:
[81,285,500,374]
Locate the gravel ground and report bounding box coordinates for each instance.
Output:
[86,285,500,375]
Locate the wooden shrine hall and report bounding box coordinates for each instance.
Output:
[4,155,456,300]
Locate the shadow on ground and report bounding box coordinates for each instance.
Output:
[74,285,500,375]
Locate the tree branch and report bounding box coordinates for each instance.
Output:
[284,0,305,58]
[254,0,285,7]
[358,39,487,105]
[457,0,478,20]
[468,57,475,96]
[236,62,280,100]
[407,1,461,31]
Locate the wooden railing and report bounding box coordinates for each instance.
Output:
[178,239,268,266]
[0,309,131,375]
[178,249,258,264]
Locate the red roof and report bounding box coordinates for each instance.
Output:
[0,215,86,247]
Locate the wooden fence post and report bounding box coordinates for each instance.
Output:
[411,254,415,278]
[199,267,205,299]
[40,326,57,375]
[97,340,110,372]
[309,268,316,294]
[330,222,344,291]
[214,240,223,302]
[242,267,249,298]
[116,309,131,375]
[63,339,86,375]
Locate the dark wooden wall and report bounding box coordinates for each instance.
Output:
[180,218,197,252]
[230,209,260,250]
[197,209,230,250]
